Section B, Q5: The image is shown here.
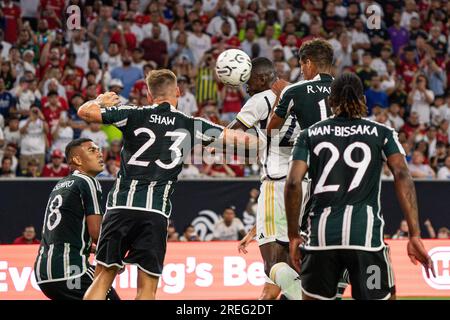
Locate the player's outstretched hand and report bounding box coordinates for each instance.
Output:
[96,92,121,108]
[407,236,436,278]
[238,233,254,254]
[289,235,303,273]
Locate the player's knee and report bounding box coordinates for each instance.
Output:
[269,262,290,283]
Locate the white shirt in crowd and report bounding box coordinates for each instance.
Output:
[437,166,450,180]
[72,41,91,72]
[213,218,245,241]
[19,119,46,155]
[388,114,405,131]
[177,91,198,116]
[400,11,419,29]
[51,126,74,153]
[100,52,122,70]
[179,164,201,178]
[206,16,237,37]
[411,89,435,125]
[257,38,281,60]
[1,41,12,59]
[3,126,21,147]
[371,58,388,77]
[20,0,39,18]
[187,32,212,65]
[11,88,36,112]
[80,129,109,150]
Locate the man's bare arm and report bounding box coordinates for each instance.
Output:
[387,154,420,237]
[77,92,121,123]
[86,215,103,244]
[267,113,286,137]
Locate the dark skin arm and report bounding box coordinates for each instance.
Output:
[266,78,290,136]
[387,153,435,278]
[285,160,308,273]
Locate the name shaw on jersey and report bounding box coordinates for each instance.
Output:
[309,124,379,137]
[149,114,176,125]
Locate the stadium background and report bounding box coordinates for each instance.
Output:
[0,0,449,299]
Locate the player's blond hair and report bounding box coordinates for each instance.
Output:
[146,69,178,98]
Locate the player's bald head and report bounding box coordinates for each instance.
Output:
[251,57,276,81]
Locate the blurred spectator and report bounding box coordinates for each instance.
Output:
[41,149,69,178]
[187,19,212,66]
[0,156,15,177]
[167,223,180,242]
[23,158,40,177]
[392,219,409,239]
[110,53,144,98]
[212,206,246,241]
[11,77,38,119]
[0,78,15,119]
[0,142,18,173]
[97,157,118,178]
[12,226,40,244]
[179,163,202,178]
[424,219,450,239]
[245,188,259,216]
[80,122,108,152]
[220,85,245,124]
[408,151,436,179]
[388,10,409,56]
[195,52,219,105]
[388,103,405,131]
[408,74,434,125]
[365,75,389,115]
[108,79,127,104]
[356,51,377,90]
[179,224,200,242]
[177,76,198,116]
[141,24,168,68]
[0,0,22,44]
[257,24,280,60]
[437,155,450,180]
[19,106,48,172]
[3,115,21,147]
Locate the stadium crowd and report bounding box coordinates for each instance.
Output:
[0,0,449,179]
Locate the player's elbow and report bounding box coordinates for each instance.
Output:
[285,177,301,194]
[77,105,88,121]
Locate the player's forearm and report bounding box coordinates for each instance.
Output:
[222,128,259,151]
[285,178,302,239]
[77,100,103,123]
[392,167,421,237]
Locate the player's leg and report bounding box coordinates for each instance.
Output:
[301,250,345,300]
[84,264,119,300]
[269,262,302,300]
[85,209,130,299]
[136,270,159,300]
[123,210,168,300]
[343,246,396,300]
[258,241,287,299]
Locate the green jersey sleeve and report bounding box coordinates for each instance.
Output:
[193,117,224,143]
[291,129,310,163]
[77,176,103,216]
[274,88,293,119]
[101,105,136,129]
[382,128,405,157]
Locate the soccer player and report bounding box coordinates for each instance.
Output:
[34,138,119,300]
[77,69,257,300]
[286,73,435,300]
[234,57,300,300]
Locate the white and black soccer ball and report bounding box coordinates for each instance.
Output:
[215,49,252,86]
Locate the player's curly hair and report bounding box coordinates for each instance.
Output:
[329,72,367,118]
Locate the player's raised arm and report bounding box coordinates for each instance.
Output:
[77,92,121,123]
[385,134,435,278]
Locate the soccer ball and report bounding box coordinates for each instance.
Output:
[215,49,252,86]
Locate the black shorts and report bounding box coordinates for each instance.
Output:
[301,246,396,300]
[38,266,120,300]
[95,208,168,277]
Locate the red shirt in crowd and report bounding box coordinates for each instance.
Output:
[13,237,40,245]
[1,1,21,43]
[130,79,148,99]
[211,35,240,49]
[222,88,244,113]
[41,163,70,177]
[110,31,137,51]
[397,60,419,92]
[40,0,65,30]
[41,96,69,111]
[141,38,167,67]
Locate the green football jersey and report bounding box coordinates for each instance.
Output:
[275,73,333,129]
[292,117,405,251]
[101,102,224,217]
[34,171,103,283]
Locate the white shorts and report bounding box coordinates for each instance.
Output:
[256,179,310,246]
